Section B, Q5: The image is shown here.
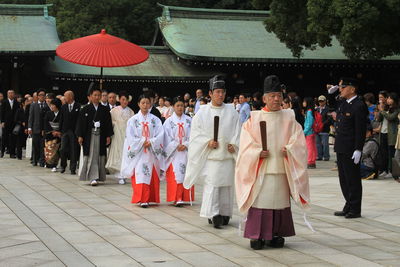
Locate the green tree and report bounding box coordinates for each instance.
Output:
[255,0,400,59]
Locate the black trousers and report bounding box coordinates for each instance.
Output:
[337,152,362,214]
[60,130,78,171]
[1,128,16,156]
[16,132,27,159]
[379,133,389,172]
[32,133,45,165]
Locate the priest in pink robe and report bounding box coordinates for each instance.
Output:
[235,75,310,250]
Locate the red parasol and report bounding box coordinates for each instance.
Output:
[56,29,149,88]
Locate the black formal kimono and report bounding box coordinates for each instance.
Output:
[43,111,61,167]
[75,103,113,181]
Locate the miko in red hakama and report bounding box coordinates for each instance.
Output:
[163,113,194,206]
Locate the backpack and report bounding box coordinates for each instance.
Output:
[368,138,385,171]
[312,111,324,134]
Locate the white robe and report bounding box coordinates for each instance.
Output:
[105,106,134,177]
[120,111,165,184]
[183,103,240,218]
[163,113,191,183]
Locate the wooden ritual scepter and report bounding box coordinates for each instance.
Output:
[260,121,267,151]
[213,116,220,149]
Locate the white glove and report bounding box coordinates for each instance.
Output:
[351,150,362,164]
[328,85,339,94]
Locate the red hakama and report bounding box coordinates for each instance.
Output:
[166,165,194,203]
[131,166,160,204]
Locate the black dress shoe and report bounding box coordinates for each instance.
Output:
[222,216,230,225]
[32,162,37,166]
[334,211,348,216]
[212,215,223,229]
[250,239,265,250]
[345,212,361,219]
[71,170,76,175]
[10,155,16,159]
[268,236,285,248]
[60,169,65,173]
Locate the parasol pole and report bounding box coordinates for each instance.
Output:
[100,67,103,90]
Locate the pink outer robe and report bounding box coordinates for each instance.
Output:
[235,109,310,214]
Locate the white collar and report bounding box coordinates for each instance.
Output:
[210,102,224,109]
[346,95,357,103]
[69,101,75,106]
[172,112,184,121]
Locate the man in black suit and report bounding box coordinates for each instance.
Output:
[1,90,18,158]
[59,91,81,174]
[332,78,368,219]
[28,89,50,166]
[107,92,119,110]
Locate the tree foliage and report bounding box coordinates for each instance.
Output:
[253,0,400,59]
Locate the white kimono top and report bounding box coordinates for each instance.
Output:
[120,111,165,184]
[106,106,134,173]
[163,113,192,183]
[183,103,240,189]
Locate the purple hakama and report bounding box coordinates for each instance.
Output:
[244,207,295,240]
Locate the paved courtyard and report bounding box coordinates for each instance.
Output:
[0,153,400,266]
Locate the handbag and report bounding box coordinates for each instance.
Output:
[12,124,21,135]
[25,135,32,159]
[78,145,84,176]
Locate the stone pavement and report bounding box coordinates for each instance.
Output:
[0,154,400,267]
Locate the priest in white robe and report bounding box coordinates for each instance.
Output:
[184,75,240,228]
[235,75,310,250]
[105,91,134,184]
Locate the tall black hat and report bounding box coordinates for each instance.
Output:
[263,75,282,93]
[209,75,226,91]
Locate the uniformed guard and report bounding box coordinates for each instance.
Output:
[332,77,368,219]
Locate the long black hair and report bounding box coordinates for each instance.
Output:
[172,96,184,106]
[388,92,399,111]
[137,94,151,103]
[303,97,315,111]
